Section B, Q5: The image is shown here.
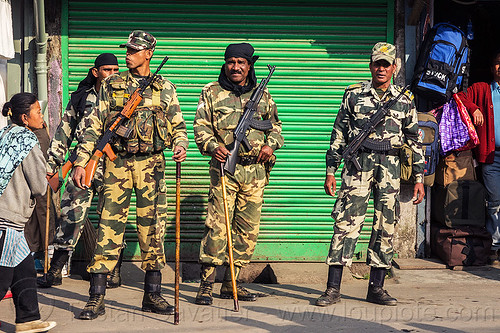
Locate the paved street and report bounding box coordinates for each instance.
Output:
[1,261,499,332]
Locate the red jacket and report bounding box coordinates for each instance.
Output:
[457,82,496,164]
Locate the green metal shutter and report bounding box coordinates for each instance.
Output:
[62,0,393,262]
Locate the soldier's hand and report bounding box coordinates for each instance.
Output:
[412,182,425,205]
[172,146,186,162]
[324,175,337,197]
[213,146,230,163]
[257,145,273,163]
[72,166,87,190]
[472,109,484,127]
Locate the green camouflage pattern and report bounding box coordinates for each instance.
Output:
[47,88,105,250]
[193,81,283,157]
[47,88,98,174]
[326,152,400,268]
[199,161,267,267]
[88,153,168,273]
[120,30,157,50]
[74,69,188,273]
[53,177,102,250]
[325,81,424,269]
[74,70,188,168]
[371,42,396,63]
[194,81,283,267]
[326,81,424,183]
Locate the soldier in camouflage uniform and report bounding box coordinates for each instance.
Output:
[315,42,425,307]
[71,30,189,320]
[193,43,284,305]
[37,53,119,289]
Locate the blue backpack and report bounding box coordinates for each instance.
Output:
[412,23,469,105]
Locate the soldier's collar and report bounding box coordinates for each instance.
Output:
[366,81,398,97]
[87,86,98,95]
[362,81,373,94]
[387,84,399,97]
[128,71,151,82]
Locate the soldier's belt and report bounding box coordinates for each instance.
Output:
[358,138,399,156]
[359,147,400,156]
[237,155,260,166]
[119,151,164,158]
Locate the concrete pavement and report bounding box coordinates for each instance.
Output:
[1,260,500,333]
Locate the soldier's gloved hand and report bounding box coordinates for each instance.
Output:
[172,146,186,162]
[257,145,273,163]
[412,182,425,204]
[324,175,337,197]
[213,146,230,163]
[72,166,87,190]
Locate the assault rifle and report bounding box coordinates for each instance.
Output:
[224,65,276,175]
[341,85,410,171]
[48,56,169,191]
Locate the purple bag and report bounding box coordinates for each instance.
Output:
[439,98,471,155]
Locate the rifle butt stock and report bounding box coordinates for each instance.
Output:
[84,152,103,188]
[47,173,60,193]
[223,144,239,175]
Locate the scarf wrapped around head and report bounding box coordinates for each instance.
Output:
[0,125,38,197]
[69,69,97,119]
[218,43,259,96]
[70,53,118,118]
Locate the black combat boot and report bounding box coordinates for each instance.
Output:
[106,250,123,289]
[37,249,69,288]
[78,273,106,320]
[366,267,397,306]
[195,264,216,305]
[315,265,343,306]
[142,270,174,315]
[219,265,257,301]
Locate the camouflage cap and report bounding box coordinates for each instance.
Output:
[120,30,157,50]
[371,42,396,64]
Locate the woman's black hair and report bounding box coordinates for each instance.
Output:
[1,92,38,126]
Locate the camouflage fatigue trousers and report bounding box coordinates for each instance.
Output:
[199,160,267,268]
[326,152,400,269]
[88,152,168,274]
[53,162,104,250]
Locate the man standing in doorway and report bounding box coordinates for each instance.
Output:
[193,43,284,305]
[457,49,500,265]
[72,30,188,320]
[316,42,425,307]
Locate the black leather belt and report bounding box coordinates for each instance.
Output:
[495,147,500,151]
[238,155,259,166]
[359,148,400,156]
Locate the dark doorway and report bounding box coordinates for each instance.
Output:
[434,0,500,84]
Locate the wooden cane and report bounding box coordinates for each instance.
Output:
[174,162,181,325]
[43,123,52,274]
[220,162,239,312]
[44,185,51,274]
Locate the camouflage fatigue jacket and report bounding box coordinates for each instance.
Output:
[46,87,97,174]
[326,80,424,183]
[193,81,284,157]
[74,70,189,168]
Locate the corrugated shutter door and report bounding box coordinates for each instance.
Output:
[63,0,393,262]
